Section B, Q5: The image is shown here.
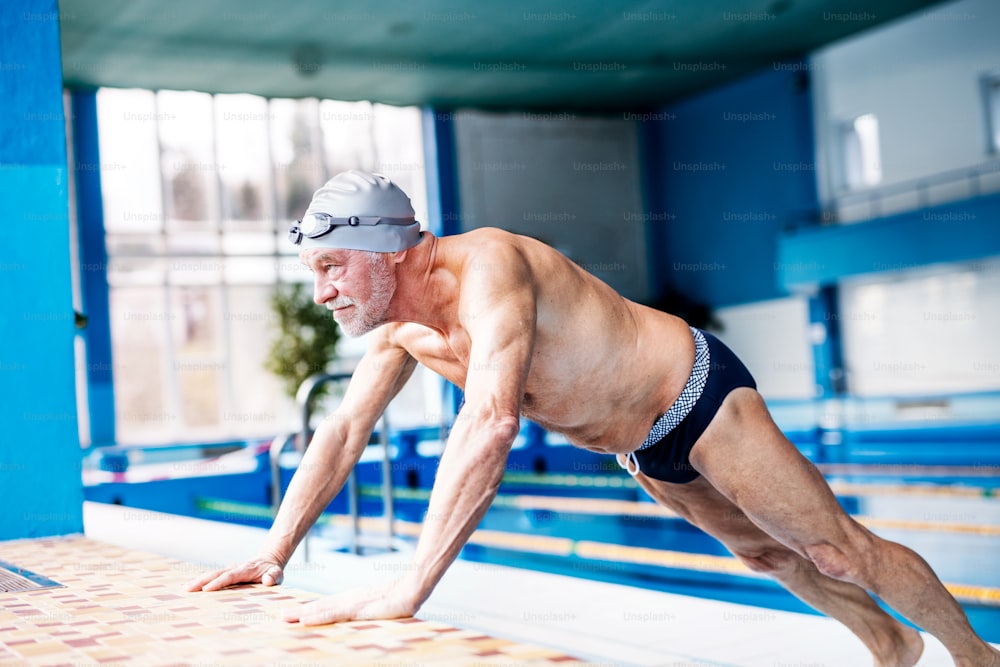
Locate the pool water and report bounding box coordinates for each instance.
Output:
[83,442,1000,643]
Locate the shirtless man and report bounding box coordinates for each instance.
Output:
[188,171,999,666]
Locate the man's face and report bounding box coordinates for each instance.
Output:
[301,248,396,337]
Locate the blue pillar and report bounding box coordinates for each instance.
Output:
[71,90,116,445]
[807,285,846,398]
[0,0,84,538]
[807,284,846,462]
[421,107,462,237]
[421,107,464,417]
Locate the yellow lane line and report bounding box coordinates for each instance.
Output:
[204,490,1000,538]
[506,493,1000,537]
[856,516,1000,537]
[322,515,1000,606]
[572,539,1000,606]
[501,472,999,500]
[510,494,678,518]
[573,541,756,577]
[468,529,575,557]
[945,583,1000,605]
[322,515,574,555]
[827,481,999,500]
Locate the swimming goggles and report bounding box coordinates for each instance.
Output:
[288,212,413,246]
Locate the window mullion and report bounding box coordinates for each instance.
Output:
[154,91,183,441]
[211,94,235,428]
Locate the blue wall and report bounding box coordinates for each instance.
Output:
[72,91,116,445]
[0,0,84,539]
[649,62,818,307]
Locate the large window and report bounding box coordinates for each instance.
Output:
[95,89,427,444]
[839,258,1000,397]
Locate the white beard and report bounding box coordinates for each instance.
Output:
[331,253,396,337]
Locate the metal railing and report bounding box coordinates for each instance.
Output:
[826,157,1000,224]
[268,372,396,562]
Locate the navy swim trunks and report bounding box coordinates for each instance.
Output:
[618,327,757,484]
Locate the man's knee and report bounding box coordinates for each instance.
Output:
[802,530,876,585]
[803,542,854,579]
[734,546,801,577]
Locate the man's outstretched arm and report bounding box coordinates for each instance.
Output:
[185,330,416,592]
[284,245,537,625]
[281,396,523,625]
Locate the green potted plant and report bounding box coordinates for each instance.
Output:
[264,282,341,414]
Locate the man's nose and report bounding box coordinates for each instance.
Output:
[313,279,337,305]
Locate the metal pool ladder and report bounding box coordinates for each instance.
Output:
[269,371,396,562]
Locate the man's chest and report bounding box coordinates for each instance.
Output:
[392,323,471,386]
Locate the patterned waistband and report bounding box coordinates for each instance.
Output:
[637,327,710,451]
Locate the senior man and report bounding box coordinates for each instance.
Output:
[188,171,998,667]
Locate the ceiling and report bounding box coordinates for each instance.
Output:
[59,0,945,111]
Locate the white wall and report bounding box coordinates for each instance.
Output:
[453,110,649,301]
[839,256,1000,396]
[811,0,1000,220]
[712,296,816,400]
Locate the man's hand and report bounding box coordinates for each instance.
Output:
[281,578,420,626]
[184,558,285,592]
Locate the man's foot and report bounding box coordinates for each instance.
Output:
[875,624,923,667]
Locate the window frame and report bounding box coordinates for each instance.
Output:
[93,89,427,444]
[981,72,1000,155]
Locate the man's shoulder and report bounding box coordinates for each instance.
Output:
[457,226,516,240]
[452,226,524,250]
[449,227,549,271]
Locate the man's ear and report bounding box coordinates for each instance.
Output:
[391,248,409,265]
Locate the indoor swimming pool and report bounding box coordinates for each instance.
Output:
[82,422,1000,644]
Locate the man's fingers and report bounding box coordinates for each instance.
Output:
[297,601,353,626]
[199,569,243,592]
[300,607,346,626]
[280,583,415,626]
[281,600,350,626]
[195,567,244,592]
[184,569,226,592]
[185,561,282,593]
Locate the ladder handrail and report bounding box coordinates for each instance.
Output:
[268,432,295,515]
[294,372,354,453]
[270,371,396,562]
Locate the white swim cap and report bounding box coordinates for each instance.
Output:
[289,171,421,252]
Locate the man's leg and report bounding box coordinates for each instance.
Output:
[686,387,1000,667]
[634,472,923,666]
